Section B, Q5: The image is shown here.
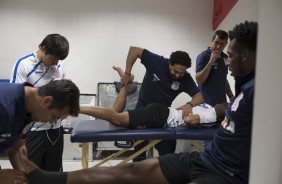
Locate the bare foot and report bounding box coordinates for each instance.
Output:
[112,66,124,77]
[112,66,134,81]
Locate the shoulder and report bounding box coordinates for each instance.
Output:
[0,82,23,91]
[182,74,197,87]
[196,49,211,64]
[142,49,163,60]
[197,48,210,57]
[242,78,255,99]
[0,83,25,107]
[242,78,255,90]
[17,53,36,62]
[16,53,39,67]
[141,50,168,68]
[181,74,199,89]
[183,72,194,81]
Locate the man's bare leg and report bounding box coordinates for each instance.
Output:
[26,158,168,184]
[111,66,134,112]
[67,158,168,184]
[24,155,168,184]
[80,105,130,127]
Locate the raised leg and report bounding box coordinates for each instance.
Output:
[111,66,132,113]
[79,67,134,127]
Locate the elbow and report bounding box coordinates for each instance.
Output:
[196,78,202,85]
[129,46,143,59]
[195,74,203,85]
[200,94,204,103]
[197,92,204,104]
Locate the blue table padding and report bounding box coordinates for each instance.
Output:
[71,119,176,142]
[0,79,9,83]
[175,127,215,140]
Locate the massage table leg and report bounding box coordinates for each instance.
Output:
[118,140,161,165]
[94,140,144,167]
[189,140,205,151]
[81,143,89,169]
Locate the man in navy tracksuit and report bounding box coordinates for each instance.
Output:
[0,80,79,184]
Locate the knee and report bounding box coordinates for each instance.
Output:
[110,113,128,128]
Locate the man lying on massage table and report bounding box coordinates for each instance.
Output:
[80,66,227,129]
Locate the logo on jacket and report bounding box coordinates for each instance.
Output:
[52,67,61,78]
[171,81,180,90]
[212,62,218,69]
[22,122,34,134]
[153,74,160,82]
[231,92,243,111]
[35,70,43,74]
[221,118,235,133]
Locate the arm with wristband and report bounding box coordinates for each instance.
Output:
[176,92,204,119]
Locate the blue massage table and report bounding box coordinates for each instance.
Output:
[0,79,9,83]
[71,119,216,168]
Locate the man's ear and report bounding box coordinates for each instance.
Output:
[241,49,248,63]
[41,96,53,107]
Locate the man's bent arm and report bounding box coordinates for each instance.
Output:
[121,46,143,86]
[8,139,38,174]
[190,92,204,107]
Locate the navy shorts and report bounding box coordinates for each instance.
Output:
[158,152,230,184]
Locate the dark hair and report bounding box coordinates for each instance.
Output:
[38,79,80,116]
[212,30,228,41]
[228,21,258,52]
[39,34,69,60]
[169,51,191,68]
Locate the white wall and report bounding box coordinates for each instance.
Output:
[250,0,282,183]
[0,0,213,107]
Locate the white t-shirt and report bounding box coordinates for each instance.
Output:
[10,51,65,131]
[167,103,217,127]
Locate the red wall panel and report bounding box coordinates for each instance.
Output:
[212,0,238,30]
